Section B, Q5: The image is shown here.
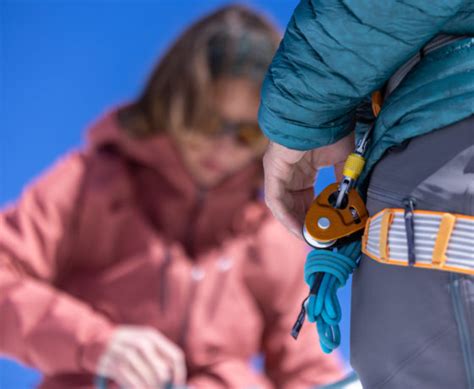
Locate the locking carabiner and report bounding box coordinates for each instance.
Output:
[302,91,381,249]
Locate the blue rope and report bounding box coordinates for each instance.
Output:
[95,376,108,389]
[304,240,361,354]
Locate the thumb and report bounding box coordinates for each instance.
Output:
[334,161,345,182]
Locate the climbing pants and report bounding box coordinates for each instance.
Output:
[350,115,474,389]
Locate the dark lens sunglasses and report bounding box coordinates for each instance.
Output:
[219,119,264,147]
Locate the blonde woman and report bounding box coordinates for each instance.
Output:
[0,5,343,389]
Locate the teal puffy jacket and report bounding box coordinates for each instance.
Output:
[259,0,474,188]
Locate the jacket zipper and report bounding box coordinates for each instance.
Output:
[450,273,474,388]
[184,188,206,257]
[159,249,172,313]
[178,189,207,348]
[207,257,232,320]
[178,265,205,348]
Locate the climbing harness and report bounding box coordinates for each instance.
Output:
[294,123,474,354]
[291,33,473,354]
[363,208,474,275]
[294,77,474,353]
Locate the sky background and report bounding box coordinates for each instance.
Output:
[0,1,352,387]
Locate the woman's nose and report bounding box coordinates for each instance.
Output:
[215,134,237,151]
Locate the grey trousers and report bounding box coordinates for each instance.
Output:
[350,115,474,389]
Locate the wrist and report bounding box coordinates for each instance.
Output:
[78,320,116,374]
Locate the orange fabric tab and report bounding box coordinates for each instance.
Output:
[432,213,456,267]
[371,90,383,117]
[379,210,394,261]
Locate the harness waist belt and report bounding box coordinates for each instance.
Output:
[362,209,474,275]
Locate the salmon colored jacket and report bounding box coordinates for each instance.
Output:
[0,111,344,388]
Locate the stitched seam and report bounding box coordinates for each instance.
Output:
[369,324,456,389]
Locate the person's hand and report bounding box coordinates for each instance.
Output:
[263,133,354,239]
[97,325,186,389]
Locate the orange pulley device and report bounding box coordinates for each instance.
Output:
[303,183,368,248]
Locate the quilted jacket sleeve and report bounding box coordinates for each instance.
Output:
[258,0,465,150]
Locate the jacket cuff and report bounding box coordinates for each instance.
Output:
[259,102,352,151]
[78,320,116,374]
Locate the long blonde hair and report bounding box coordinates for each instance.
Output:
[118,5,280,137]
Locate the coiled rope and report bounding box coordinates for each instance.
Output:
[304,240,361,353]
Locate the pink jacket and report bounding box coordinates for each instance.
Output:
[0,111,344,388]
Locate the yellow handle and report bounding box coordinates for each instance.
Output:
[343,153,366,180]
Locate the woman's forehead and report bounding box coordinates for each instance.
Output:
[213,78,260,121]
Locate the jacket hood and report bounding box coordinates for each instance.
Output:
[86,108,265,256]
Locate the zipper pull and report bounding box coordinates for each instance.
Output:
[403,197,417,266]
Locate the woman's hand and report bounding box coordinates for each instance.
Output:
[263,133,354,239]
[97,325,187,389]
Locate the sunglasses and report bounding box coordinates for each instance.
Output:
[216,119,264,147]
[179,118,265,149]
